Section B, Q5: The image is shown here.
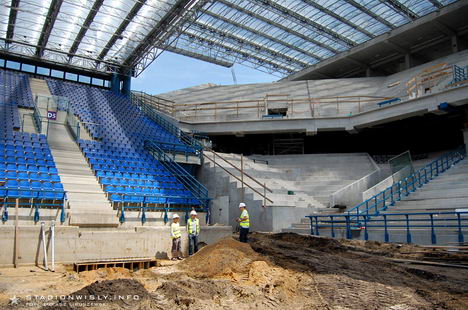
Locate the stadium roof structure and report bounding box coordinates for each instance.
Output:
[0,0,463,78]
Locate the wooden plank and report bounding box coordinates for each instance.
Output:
[419,245,468,250]
[390,258,468,269]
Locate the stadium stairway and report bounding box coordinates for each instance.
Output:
[390,158,468,213]
[46,115,118,227]
[200,152,375,231]
[283,150,468,244]
[31,79,118,227]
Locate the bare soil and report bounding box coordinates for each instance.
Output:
[0,232,466,310]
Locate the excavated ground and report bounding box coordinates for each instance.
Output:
[0,232,466,310]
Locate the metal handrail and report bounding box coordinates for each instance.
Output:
[131,93,204,153]
[144,140,209,208]
[1,188,67,223]
[203,150,273,205]
[347,146,466,218]
[306,211,468,244]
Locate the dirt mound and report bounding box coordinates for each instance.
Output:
[178,237,262,278]
[43,279,150,310]
[269,232,345,251]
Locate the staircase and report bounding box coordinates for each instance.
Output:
[283,149,468,244]
[200,152,375,231]
[47,113,118,227]
[30,79,118,227]
[391,158,468,212]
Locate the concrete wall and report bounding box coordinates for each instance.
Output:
[0,225,232,267]
[330,169,382,208]
[362,166,412,201]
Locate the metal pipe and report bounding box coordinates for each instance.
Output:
[41,222,48,271]
[50,221,55,272]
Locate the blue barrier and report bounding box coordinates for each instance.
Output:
[306,211,468,244]
[1,188,67,223]
[376,98,401,107]
[347,146,466,219]
[111,191,208,224]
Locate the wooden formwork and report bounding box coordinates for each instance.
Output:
[74,258,158,273]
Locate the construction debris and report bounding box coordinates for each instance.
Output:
[0,233,466,309]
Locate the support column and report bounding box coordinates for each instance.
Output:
[405,54,413,70]
[451,36,459,53]
[121,74,132,98]
[110,73,120,94]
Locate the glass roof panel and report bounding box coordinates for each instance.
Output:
[0,0,460,76]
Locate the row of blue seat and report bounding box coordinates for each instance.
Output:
[89,158,160,169]
[85,152,157,163]
[92,164,166,175]
[47,79,199,206]
[1,171,61,182]
[96,170,174,180]
[0,164,58,173]
[0,70,34,108]
[2,157,55,166]
[101,178,183,188]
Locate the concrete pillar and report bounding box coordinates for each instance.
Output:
[451,36,459,53]
[405,54,413,69]
[463,129,468,150]
[121,74,132,98]
[365,67,373,77]
[110,73,120,94]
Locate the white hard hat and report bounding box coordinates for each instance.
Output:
[239,202,246,208]
[172,214,180,219]
[190,210,197,216]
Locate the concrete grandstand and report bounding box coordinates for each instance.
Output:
[0,0,468,308]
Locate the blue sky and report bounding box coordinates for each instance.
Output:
[132,51,278,95]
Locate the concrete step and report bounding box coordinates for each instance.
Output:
[406,188,468,199]
[18,108,37,133]
[29,78,52,96]
[399,196,468,205]
[44,113,116,227]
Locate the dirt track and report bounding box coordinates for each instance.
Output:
[0,232,467,309]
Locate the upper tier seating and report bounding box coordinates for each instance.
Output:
[46,80,201,207]
[0,70,34,108]
[0,101,65,214]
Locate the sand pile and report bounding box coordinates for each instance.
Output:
[179,237,263,278]
[77,267,132,283]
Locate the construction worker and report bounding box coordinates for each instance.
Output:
[237,202,250,243]
[170,214,183,261]
[187,210,200,256]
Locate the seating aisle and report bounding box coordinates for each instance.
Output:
[46,80,203,216]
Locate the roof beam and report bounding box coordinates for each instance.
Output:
[36,0,63,57]
[201,9,322,62]
[383,0,418,20]
[6,0,20,43]
[427,0,443,9]
[164,45,233,67]
[97,0,147,62]
[342,0,395,29]
[179,31,295,72]
[191,21,310,67]
[123,0,199,69]
[300,0,374,38]
[217,0,339,55]
[242,0,356,47]
[68,0,104,57]
[384,39,409,54]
